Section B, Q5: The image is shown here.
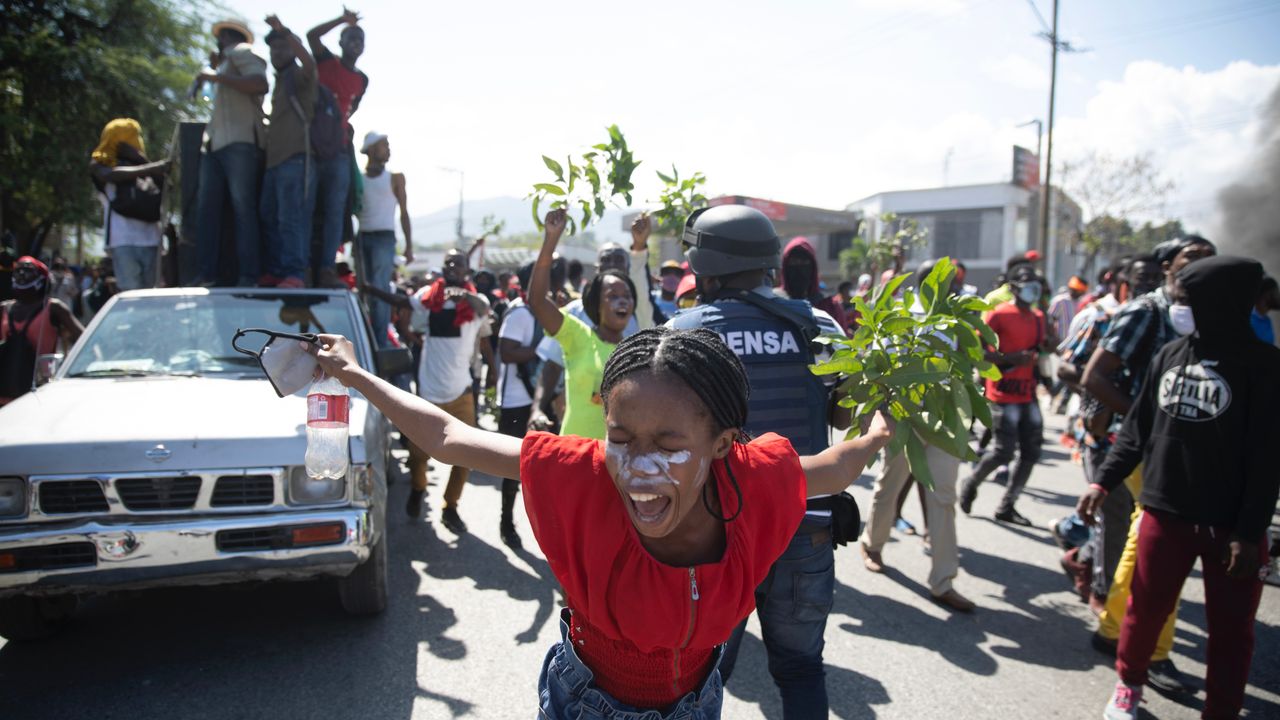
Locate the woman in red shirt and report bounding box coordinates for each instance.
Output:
[307,326,891,718]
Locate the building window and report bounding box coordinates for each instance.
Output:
[828,231,854,260]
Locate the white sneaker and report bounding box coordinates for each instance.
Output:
[1103,681,1142,720]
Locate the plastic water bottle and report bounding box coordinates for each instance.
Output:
[305,374,350,479]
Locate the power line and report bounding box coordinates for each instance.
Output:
[1022,0,1051,34]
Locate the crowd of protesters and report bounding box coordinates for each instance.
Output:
[2,11,1278,719]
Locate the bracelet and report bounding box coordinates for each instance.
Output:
[1088,483,1109,496]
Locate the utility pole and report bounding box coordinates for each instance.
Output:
[438,166,465,246]
[1040,0,1059,261]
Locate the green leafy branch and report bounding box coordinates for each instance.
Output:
[811,257,1000,488]
[650,165,708,237]
[528,124,639,235]
[478,214,505,240]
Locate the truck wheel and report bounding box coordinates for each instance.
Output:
[338,533,387,615]
[0,595,77,641]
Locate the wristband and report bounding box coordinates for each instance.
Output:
[1088,483,1109,496]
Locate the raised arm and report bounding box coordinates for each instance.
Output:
[306,7,359,59]
[308,334,521,479]
[629,214,654,329]
[799,411,893,496]
[361,282,413,309]
[528,209,567,336]
[90,160,168,185]
[265,15,315,75]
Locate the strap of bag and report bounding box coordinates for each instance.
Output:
[283,69,312,191]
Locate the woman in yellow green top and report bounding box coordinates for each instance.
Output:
[529,208,637,438]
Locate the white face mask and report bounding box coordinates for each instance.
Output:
[1016,281,1041,304]
[1168,303,1196,336]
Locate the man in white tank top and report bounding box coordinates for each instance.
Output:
[357,131,412,348]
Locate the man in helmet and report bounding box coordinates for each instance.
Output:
[667,204,848,718]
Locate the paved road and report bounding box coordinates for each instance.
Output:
[1,410,1276,719]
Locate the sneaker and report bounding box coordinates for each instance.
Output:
[500,522,523,550]
[1059,547,1093,602]
[1146,658,1190,695]
[1103,681,1142,720]
[1091,631,1118,657]
[441,507,468,534]
[860,543,885,573]
[405,489,424,520]
[931,589,976,613]
[316,267,346,289]
[959,488,976,516]
[894,517,917,535]
[994,508,1033,527]
[277,276,306,289]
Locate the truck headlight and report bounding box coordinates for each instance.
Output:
[288,466,345,504]
[0,478,27,518]
[350,464,372,502]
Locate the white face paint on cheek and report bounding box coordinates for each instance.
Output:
[605,440,694,488]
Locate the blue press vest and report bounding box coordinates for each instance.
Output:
[669,298,831,455]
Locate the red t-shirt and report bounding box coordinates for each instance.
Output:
[519,431,806,709]
[984,301,1045,404]
[316,57,367,133]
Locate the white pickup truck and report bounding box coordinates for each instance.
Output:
[0,288,412,639]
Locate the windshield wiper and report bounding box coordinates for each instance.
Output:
[67,368,169,378]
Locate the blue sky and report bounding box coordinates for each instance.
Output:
[219,0,1280,236]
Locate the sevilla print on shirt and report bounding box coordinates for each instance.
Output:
[1157,360,1232,422]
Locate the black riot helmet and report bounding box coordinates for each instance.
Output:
[683,205,781,278]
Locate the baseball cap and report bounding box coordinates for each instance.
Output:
[361,131,388,153]
[659,260,683,275]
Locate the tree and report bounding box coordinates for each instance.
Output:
[837,212,928,283]
[0,0,210,254]
[1058,152,1176,269]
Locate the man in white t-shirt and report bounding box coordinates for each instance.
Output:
[493,263,540,549]
[362,249,488,533]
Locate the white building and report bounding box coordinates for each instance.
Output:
[847,182,1083,291]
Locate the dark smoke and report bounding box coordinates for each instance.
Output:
[1216,80,1280,277]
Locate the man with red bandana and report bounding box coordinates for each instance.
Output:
[0,257,83,406]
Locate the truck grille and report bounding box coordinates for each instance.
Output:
[0,542,97,573]
[115,476,201,511]
[39,481,109,514]
[211,475,275,507]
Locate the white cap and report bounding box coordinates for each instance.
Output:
[361,131,388,153]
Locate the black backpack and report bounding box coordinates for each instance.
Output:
[284,70,345,161]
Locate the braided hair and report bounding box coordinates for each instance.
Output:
[600,327,751,522]
[583,269,638,326]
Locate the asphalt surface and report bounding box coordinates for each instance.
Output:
[0,408,1276,719]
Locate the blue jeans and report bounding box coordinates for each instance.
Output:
[110,245,159,291]
[539,609,725,720]
[313,150,351,272]
[197,142,262,286]
[359,230,397,348]
[961,400,1044,515]
[719,518,834,720]
[260,155,317,281]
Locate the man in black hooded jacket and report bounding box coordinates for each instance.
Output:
[1078,255,1280,720]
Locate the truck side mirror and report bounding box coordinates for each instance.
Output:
[375,347,413,379]
[36,353,63,385]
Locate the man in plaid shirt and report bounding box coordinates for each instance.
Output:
[1080,235,1216,695]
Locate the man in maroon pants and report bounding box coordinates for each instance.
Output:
[1079,255,1280,720]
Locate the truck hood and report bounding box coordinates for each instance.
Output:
[0,377,372,475]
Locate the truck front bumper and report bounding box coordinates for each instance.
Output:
[0,508,376,597]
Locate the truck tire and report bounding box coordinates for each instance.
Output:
[338,532,387,615]
[0,595,77,641]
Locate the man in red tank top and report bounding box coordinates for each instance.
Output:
[0,257,83,406]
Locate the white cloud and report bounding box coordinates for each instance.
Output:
[1052,60,1280,230]
[981,53,1048,91]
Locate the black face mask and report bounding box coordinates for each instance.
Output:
[784,265,813,297]
[232,328,319,398]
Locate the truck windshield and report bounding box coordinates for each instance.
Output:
[65,292,360,378]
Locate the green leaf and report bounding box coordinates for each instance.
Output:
[811,355,864,376]
[966,383,993,427]
[542,155,564,182]
[977,361,1002,381]
[874,273,911,311]
[531,195,542,230]
[904,431,934,490]
[656,170,675,184]
[533,183,566,196]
